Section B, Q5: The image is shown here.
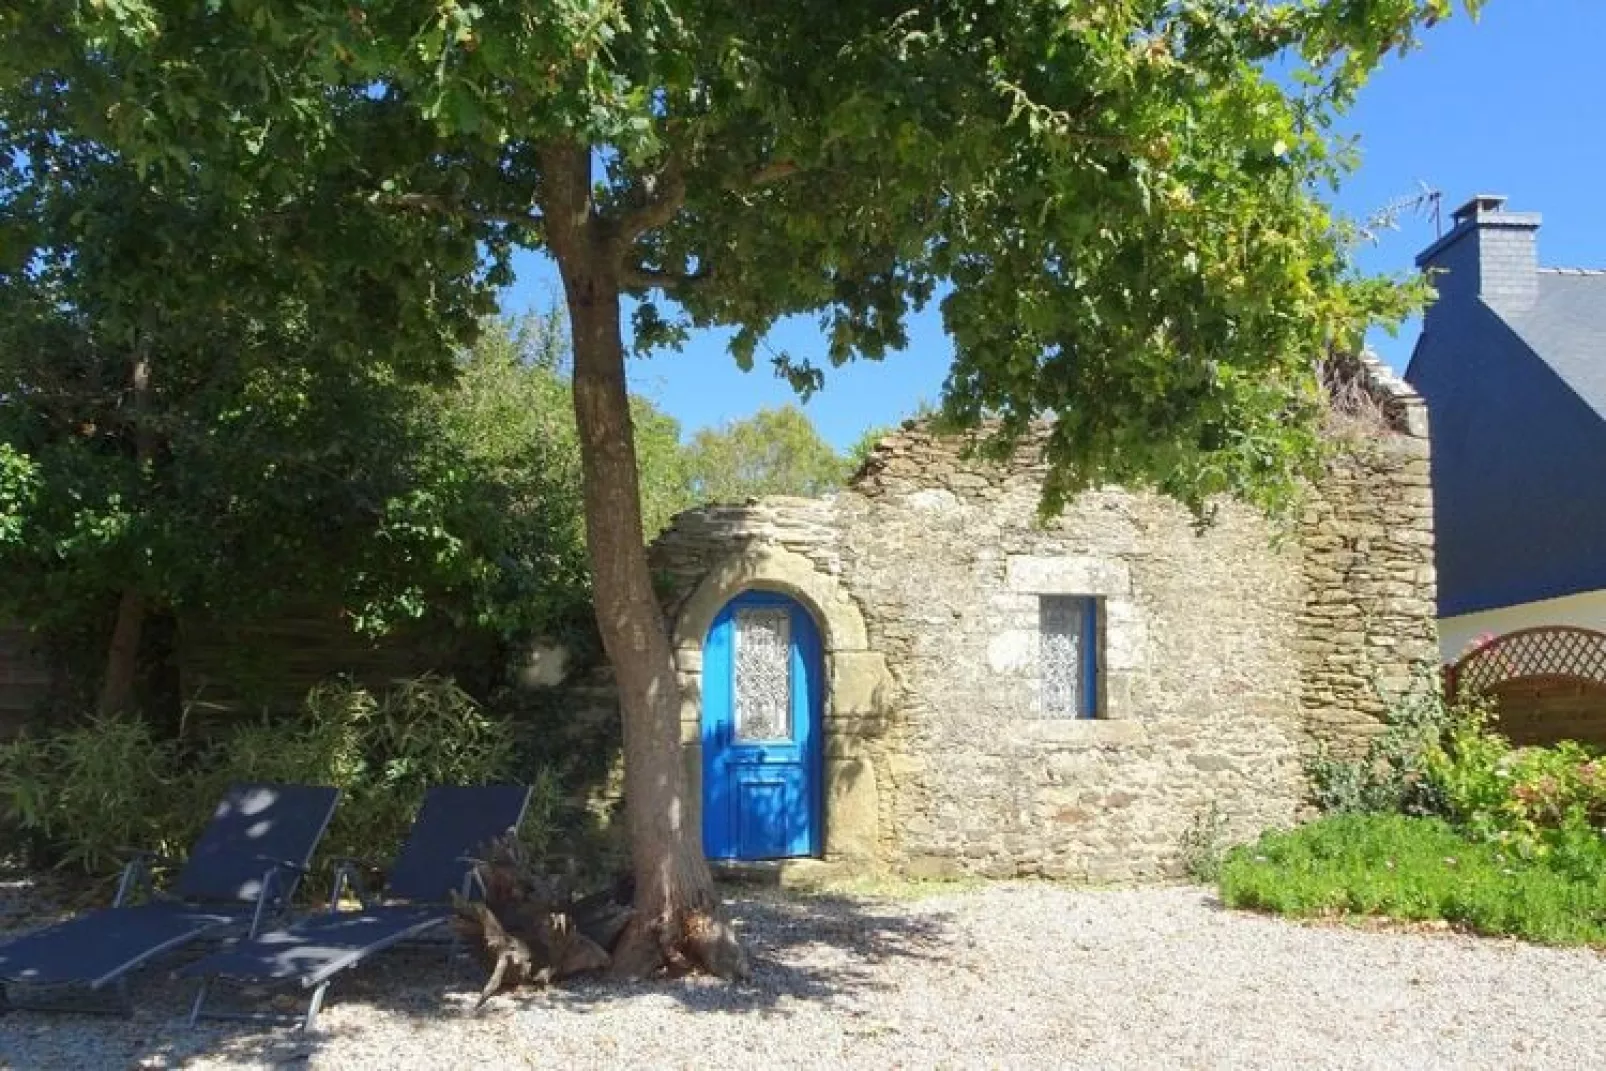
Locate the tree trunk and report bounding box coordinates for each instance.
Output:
[97,589,146,716]
[543,142,748,981]
[98,352,154,717]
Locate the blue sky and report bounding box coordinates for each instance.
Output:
[504,1,1606,450]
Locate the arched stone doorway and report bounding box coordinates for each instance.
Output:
[700,590,823,860]
[669,545,892,864]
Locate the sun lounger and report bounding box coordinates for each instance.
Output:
[182,783,530,1030]
[0,782,339,1013]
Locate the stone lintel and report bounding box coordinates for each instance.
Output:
[1006,555,1133,596]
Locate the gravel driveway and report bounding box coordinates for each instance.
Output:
[2,882,1603,1069]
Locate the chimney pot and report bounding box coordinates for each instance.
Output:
[1417,194,1541,314]
[1451,194,1509,224]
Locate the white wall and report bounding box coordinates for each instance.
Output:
[1440,588,1606,663]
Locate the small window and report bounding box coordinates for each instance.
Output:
[1039,596,1098,718]
[733,606,792,741]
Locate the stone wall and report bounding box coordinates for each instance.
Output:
[1294,353,1439,751]
[652,357,1438,881]
[1296,441,1438,751]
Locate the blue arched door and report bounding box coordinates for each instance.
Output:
[702,591,823,860]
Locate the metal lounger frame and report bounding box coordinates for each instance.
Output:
[186,866,486,1032]
[187,783,529,1031]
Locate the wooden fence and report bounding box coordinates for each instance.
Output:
[0,626,51,738]
[1445,626,1606,748]
[176,609,484,723]
[0,608,479,735]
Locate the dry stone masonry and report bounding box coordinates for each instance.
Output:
[652,355,1437,881]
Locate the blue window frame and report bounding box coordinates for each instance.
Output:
[1039,595,1099,718]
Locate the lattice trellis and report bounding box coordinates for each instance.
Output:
[1448,626,1606,697]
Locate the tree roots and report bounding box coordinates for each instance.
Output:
[450,835,750,1004]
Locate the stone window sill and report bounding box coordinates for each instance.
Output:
[1017,718,1146,747]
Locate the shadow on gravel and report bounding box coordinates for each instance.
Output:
[530,889,957,1017]
[0,882,957,1067]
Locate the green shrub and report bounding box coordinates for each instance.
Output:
[1218,677,1606,951]
[1302,668,1605,866]
[1425,704,1606,861]
[1179,802,1231,883]
[0,677,550,885]
[1220,813,1606,947]
[0,714,185,874]
[1306,670,1465,817]
[205,676,525,871]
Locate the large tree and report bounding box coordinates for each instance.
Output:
[3,0,1478,977]
[684,406,850,504]
[0,128,497,714]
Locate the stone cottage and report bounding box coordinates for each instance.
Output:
[650,355,1438,881]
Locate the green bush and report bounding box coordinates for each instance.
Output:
[0,714,184,873]
[1303,666,1606,865]
[1212,664,1606,950]
[1179,802,1231,883]
[0,677,555,886]
[1305,669,1465,817]
[1220,813,1606,947]
[1425,704,1606,861]
[204,676,526,868]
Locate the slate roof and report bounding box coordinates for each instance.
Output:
[1503,270,1606,421]
[1405,195,1606,616]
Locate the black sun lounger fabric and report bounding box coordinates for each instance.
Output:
[174,783,343,904]
[182,784,530,990]
[0,783,339,990]
[178,904,446,989]
[0,903,246,988]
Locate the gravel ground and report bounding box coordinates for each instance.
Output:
[2,881,1604,1070]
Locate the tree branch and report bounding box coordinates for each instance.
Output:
[384,191,543,232]
[611,156,800,283]
[619,263,708,293]
[614,152,687,245]
[743,159,800,188]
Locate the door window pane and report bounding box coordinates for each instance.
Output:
[734,607,792,741]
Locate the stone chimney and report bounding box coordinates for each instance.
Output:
[1416,194,1541,314]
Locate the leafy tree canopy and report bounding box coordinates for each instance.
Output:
[0,284,691,703]
[683,406,850,504]
[4,0,1474,517]
[1,30,508,709]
